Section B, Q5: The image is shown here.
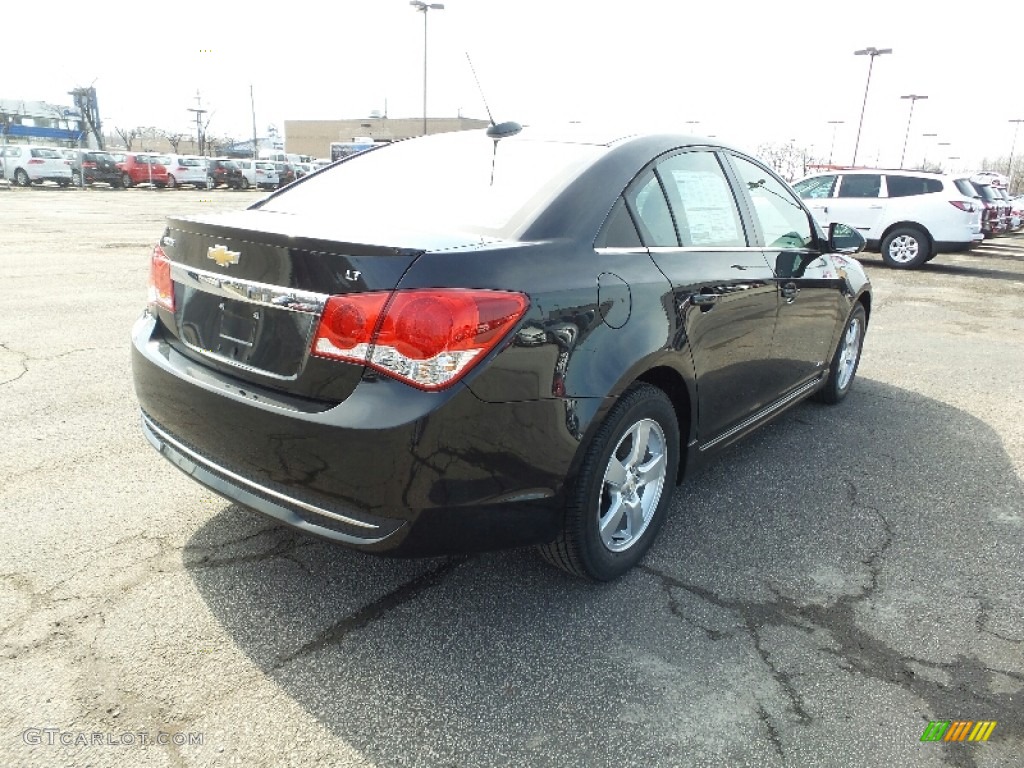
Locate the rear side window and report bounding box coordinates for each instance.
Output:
[595,197,642,248]
[656,151,746,247]
[886,175,943,197]
[837,174,881,198]
[627,171,678,247]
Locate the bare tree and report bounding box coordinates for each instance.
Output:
[978,156,1023,194]
[161,131,186,153]
[756,142,821,182]
[113,126,142,150]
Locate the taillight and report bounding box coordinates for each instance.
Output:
[949,200,974,212]
[312,289,528,390]
[83,161,97,169]
[148,245,174,311]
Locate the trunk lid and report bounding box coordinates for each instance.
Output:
[155,210,483,401]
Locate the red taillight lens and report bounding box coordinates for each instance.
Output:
[949,200,974,212]
[312,289,528,390]
[83,161,97,169]
[148,245,174,311]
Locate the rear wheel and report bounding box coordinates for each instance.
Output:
[539,383,679,581]
[166,174,176,189]
[239,176,250,190]
[121,173,133,189]
[880,226,930,269]
[15,169,30,187]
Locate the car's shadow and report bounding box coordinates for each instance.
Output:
[858,238,1024,282]
[183,378,1023,766]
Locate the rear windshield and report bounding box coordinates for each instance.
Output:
[954,179,978,197]
[258,130,604,237]
[30,148,61,159]
[975,185,999,202]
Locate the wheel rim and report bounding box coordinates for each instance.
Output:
[122,174,131,187]
[887,235,919,263]
[167,175,175,188]
[598,418,668,552]
[16,170,28,186]
[836,316,861,391]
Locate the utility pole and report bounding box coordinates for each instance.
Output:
[187,91,207,156]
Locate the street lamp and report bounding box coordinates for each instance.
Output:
[852,46,892,166]
[1008,119,1024,183]
[410,1,445,137]
[899,94,927,169]
[920,132,937,166]
[827,120,844,165]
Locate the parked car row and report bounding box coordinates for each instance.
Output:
[0,144,305,191]
[792,167,1020,269]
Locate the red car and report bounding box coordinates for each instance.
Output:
[112,152,169,188]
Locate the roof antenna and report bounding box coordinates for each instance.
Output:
[466,52,521,140]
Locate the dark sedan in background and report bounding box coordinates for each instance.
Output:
[131,126,871,581]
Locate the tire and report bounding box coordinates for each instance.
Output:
[815,303,867,405]
[539,383,679,581]
[121,173,133,189]
[880,226,930,269]
[71,170,82,186]
[206,176,214,190]
[15,168,30,187]
[166,174,176,189]
[57,180,69,188]
[239,176,250,190]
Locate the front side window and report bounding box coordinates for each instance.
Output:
[730,155,814,250]
[837,174,881,198]
[792,175,837,199]
[655,151,745,247]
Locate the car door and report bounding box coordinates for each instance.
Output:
[725,153,848,394]
[826,173,886,241]
[628,150,781,443]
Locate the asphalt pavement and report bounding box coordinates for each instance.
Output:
[1,187,1021,767]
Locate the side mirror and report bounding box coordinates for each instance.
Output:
[828,222,866,254]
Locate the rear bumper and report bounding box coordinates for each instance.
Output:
[131,312,582,555]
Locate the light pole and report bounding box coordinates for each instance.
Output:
[852,46,892,166]
[410,1,444,137]
[1008,119,1024,184]
[899,94,927,168]
[827,120,844,165]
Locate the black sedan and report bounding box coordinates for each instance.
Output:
[131,125,871,581]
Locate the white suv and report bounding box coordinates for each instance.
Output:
[792,169,983,269]
[1,145,73,187]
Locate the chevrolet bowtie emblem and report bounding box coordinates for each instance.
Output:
[207,244,241,267]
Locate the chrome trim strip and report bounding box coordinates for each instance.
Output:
[699,376,823,452]
[171,263,328,316]
[143,414,379,530]
[646,246,766,253]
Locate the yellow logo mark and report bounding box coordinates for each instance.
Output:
[207,245,240,267]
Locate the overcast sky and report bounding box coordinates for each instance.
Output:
[8,0,1021,171]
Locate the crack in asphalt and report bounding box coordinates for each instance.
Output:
[640,494,1022,768]
[0,341,29,385]
[275,557,466,668]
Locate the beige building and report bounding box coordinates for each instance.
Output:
[285,116,489,158]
